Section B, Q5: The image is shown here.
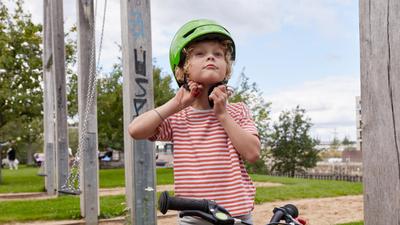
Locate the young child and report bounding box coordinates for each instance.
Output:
[129,19,260,224]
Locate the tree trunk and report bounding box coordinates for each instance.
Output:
[26,143,34,165]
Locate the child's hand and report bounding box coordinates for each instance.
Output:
[209,85,228,119]
[174,81,204,110]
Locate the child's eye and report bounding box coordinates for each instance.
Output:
[194,51,204,56]
[214,52,224,57]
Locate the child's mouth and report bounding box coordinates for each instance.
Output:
[204,64,217,69]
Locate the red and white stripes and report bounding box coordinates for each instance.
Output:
[150,102,258,216]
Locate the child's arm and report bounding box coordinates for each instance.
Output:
[128,81,203,139]
[210,86,261,163]
[218,114,260,163]
[128,99,178,139]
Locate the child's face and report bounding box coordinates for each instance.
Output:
[187,41,227,85]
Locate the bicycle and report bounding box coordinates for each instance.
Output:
[159,191,306,225]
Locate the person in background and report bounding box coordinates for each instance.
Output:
[7,140,18,170]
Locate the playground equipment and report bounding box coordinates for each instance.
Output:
[42,0,155,224]
[42,0,108,224]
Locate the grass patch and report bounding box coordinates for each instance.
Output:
[0,166,45,193]
[0,166,174,193]
[0,192,174,223]
[0,167,362,223]
[250,174,362,203]
[0,195,126,222]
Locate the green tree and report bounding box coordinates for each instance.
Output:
[269,106,319,176]
[0,1,43,162]
[342,136,354,146]
[153,66,175,107]
[330,136,341,150]
[0,1,77,162]
[96,64,124,150]
[230,68,271,174]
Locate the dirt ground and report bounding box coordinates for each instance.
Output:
[2,183,363,225]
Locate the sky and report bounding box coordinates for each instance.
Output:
[20,0,361,143]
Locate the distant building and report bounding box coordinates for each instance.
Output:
[307,161,363,176]
[356,96,362,151]
[314,141,331,151]
[342,149,362,162]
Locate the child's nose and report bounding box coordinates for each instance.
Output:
[206,53,215,61]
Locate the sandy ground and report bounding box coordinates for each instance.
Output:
[1,183,363,225]
[153,195,363,225]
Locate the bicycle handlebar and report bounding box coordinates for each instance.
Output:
[269,204,299,224]
[159,191,235,224]
[158,191,305,225]
[159,191,210,214]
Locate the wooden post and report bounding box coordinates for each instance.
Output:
[50,0,69,192]
[120,0,157,224]
[77,0,99,224]
[360,0,400,224]
[42,0,56,195]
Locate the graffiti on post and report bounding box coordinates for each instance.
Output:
[133,49,148,117]
[129,10,144,38]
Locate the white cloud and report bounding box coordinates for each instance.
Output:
[265,75,360,142]
[18,1,359,142]
[22,0,353,72]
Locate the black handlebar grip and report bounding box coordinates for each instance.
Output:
[269,204,299,223]
[283,204,298,218]
[159,191,210,214]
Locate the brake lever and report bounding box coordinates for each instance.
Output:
[179,210,218,224]
[179,209,235,225]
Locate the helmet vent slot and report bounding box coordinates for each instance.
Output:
[183,28,196,38]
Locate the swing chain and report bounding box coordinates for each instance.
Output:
[61,0,107,194]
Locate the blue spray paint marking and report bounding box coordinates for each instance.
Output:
[129,11,144,38]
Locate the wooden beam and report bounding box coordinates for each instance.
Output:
[76,0,99,224]
[50,0,69,192]
[42,0,56,196]
[360,0,400,224]
[120,0,157,224]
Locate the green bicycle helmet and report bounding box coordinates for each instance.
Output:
[169,19,236,86]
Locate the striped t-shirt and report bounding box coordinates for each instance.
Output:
[150,102,258,216]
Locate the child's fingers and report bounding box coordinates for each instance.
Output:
[188,81,203,97]
[210,88,227,103]
[226,86,234,97]
[217,85,227,93]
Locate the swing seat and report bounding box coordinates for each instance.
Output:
[37,173,47,176]
[58,189,81,195]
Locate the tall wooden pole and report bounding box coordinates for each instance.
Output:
[120,0,156,224]
[360,0,400,224]
[42,0,56,196]
[50,0,69,192]
[77,0,99,224]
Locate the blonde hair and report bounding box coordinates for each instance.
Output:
[174,39,234,84]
